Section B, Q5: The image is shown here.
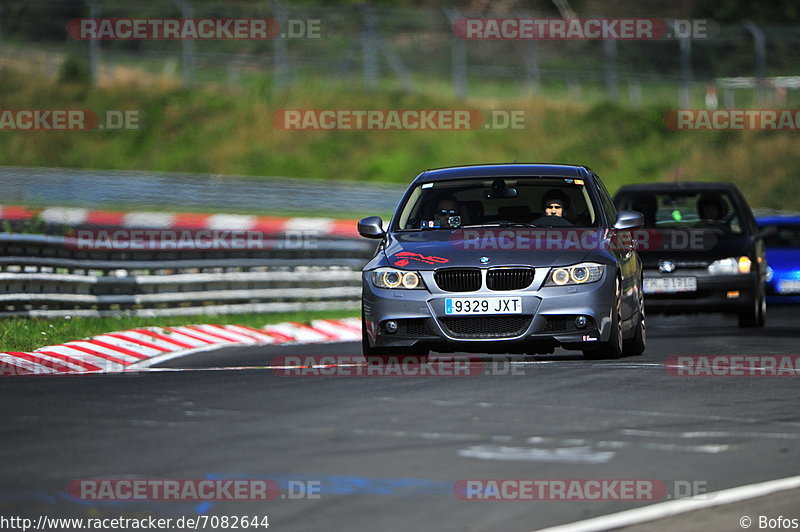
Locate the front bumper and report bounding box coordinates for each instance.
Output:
[766,273,800,296]
[362,269,616,354]
[642,269,757,314]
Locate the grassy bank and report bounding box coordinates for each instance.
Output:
[0,309,359,352]
[0,69,798,209]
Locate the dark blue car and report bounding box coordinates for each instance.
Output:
[757,215,800,298]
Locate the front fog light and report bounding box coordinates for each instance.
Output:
[384,320,399,333]
[575,316,588,328]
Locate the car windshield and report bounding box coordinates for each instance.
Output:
[616,190,743,234]
[394,177,599,230]
[763,224,800,248]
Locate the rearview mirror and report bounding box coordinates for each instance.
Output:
[358,216,386,239]
[484,178,518,199]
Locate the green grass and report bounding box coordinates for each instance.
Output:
[0,309,359,352]
[0,66,799,212]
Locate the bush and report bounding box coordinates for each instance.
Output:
[59,55,91,84]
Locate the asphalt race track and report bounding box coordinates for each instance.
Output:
[3,307,800,531]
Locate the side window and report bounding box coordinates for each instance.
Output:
[593,173,618,224]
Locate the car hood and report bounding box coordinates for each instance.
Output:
[382,231,595,269]
[637,229,753,268]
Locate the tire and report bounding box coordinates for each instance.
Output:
[737,284,766,328]
[361,312,428,363]
[584,277,624,360]
[623,303,646,357]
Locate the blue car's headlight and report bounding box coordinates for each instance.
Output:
[545,263,605,287]
[371,268,425,289]
[708,256,751,275]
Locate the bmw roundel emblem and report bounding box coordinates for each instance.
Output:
[658,260,676,273]
[479,256,491,264]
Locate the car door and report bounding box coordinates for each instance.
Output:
[593,173,641,320]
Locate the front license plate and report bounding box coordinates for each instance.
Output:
[444,297,523,315]
[643,277,697,294]
[778,279,800,294]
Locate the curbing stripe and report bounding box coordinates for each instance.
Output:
[0,354,47,375]
[61,343,133,367]
[310,319,361,340]
[0,204,356,236]
[33,350,99,372]
[200,324,259,343]
[129,328,195,350]
[222,325,277,343]
[265,322,327,342]
[61,342,141,364]
[7,352,75,373]
[289,321,341,341]
[1,318,360,376]
[90,337,156,358]
[167,326,229,345]
[104,332,171,353]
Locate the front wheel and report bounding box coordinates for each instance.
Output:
[737,285,766,328]
[584,277,624,360]
[623,309,646,356]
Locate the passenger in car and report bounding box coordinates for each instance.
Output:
[531,189,574,227]
[541,189,570,218]
[697,194,728,222]
[434,196,462,228]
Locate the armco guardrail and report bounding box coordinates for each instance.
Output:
[0,166,407,215]
[0,233,377,318]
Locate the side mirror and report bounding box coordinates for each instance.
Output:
[358,216,386,239]
[756,225,777,239]
[614,210,644,230]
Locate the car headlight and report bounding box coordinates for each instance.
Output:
[708,257,751,275]
[545,263,605,286]
[371,268,425,289]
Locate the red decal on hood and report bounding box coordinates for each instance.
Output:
[394,259,410,267]
[394,251,450,265]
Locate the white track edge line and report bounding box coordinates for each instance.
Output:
[534,474,800,532]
